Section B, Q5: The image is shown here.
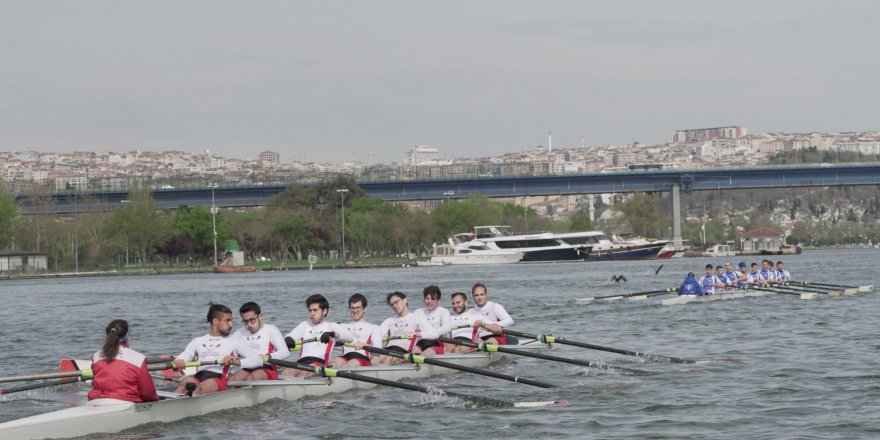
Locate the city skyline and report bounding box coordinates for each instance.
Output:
[2,1,879,162]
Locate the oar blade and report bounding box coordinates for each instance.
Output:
[859,285,873,292]
[800,292,817,300]
[628,295,647,301]
[514,400,569,408]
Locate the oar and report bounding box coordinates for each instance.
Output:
[0,377,83,396]
[437,337,651,376]
[268,359,563,408]
[347,343,556,388]
[799,281,870,294]
[0,361,213,384]
[746,285,816,299]
[577,287,676,303]
[773,283,841,296]
[498,329,693,364]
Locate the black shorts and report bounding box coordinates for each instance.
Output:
[453,336,472,342]
[193,370,223,383]
[342,352,370,362]
[416,339,442,351]
[384,345,408,354]
[297,356,326,366]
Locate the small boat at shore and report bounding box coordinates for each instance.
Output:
[0,341,550,440]
[212,264,257,273]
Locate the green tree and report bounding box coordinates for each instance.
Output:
[0,183,17,248]
[103,186,172,266]
[271,214,317,260]
[172,205,232,256]
[568,213,594,232]
[614,193,667,237]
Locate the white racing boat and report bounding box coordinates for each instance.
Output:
[0,341,550,440]
[662,289,795,306]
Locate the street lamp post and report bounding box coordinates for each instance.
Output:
[209,184,218,266]
[337,188,349,261]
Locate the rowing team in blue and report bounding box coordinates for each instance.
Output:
[87,283,514,402]
[678,260,793,296]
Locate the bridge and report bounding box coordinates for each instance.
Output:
[19,164,880,215]
[18,163,880,246]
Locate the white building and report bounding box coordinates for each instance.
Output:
[406,146,440,165]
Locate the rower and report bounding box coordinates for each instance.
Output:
[282,294,348,377]
[736,261,752,287]
[758,259,777,284]
[331,293,383,368]
[471,282,514,345]
[749,262,762,286]
[88,319,158,403]
[228,302,290,382]
[723,262,739,288]
[677,272,703,296]
[775,260,792,282]
[172,304,264,395]
[413,285,452,356]
[445,291,502,353]
[699,264,721,295]
[715,265,732,292]
[374,291,439,364]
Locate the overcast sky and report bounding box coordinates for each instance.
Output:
[2,1,879,163]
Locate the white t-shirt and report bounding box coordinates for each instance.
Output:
[233,324,290,361]
[176,333,263,374]
[472,301,514,337]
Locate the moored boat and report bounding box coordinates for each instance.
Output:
[555,231,667,261]
[212,264,257,273]
[0,341,550,440]
[471,226,592,262]
[419,240,524,265]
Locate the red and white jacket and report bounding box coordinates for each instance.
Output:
[88,346,159,403]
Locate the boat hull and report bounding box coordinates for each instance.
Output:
[212,264,257,273]
[662,290,778,306]
[0,342,548,440]
[587,242,666,261]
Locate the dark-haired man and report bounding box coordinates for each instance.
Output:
[172,304,264,395]
[282,294,348,377]
[331,293,383,368]
[228,302,290,382]
[413,285,451,356]
[471,282,514,345]
[375,291,439,364]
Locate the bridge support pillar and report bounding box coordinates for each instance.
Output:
[671,184,682,246]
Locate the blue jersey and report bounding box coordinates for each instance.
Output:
[699,275,718,294]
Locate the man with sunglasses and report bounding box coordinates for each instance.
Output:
[228,301,290,382]
[374,291,439,364]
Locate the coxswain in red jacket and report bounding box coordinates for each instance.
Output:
[87,319,159,403]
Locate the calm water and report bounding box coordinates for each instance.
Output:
[1,250,879,439]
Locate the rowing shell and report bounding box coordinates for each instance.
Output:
[662,289,798,306]
[0,341,550,440]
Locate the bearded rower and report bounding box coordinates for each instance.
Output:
[445,291,502,353]
[172,304,264,395]
[758,260,777,284]
[413,285,452,356]
[331,293,383,368]
[470,282,514,345]
[374,291,439,364]
[228,302,290,382]
[282,294,349,377]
